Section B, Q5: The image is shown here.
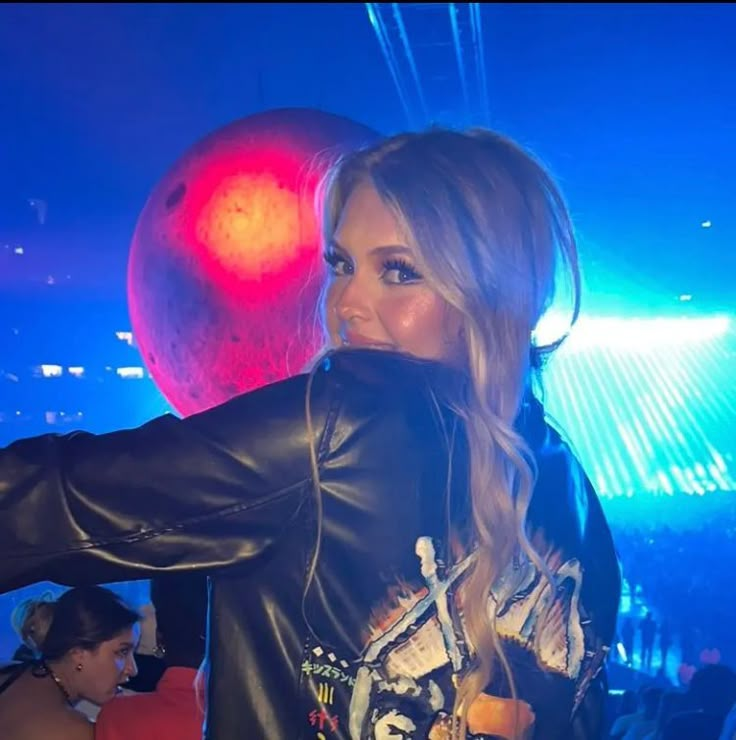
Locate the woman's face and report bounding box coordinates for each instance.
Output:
[324,182,463,363]
[73,623,140,705]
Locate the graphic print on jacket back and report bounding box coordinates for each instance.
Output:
[344,534,592,740]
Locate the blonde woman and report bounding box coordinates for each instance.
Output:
[0,128,621,739]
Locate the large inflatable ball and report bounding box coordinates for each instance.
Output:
[128,108,378,416]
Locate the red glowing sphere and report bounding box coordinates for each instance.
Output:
[127,108,379,416]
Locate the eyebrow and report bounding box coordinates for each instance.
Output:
[329,239,414,258]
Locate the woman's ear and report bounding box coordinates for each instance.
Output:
[68,646,87,672]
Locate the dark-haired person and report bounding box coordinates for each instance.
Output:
[0,585,140,739]
[95,574,208,740]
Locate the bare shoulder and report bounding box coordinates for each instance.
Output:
[56,708,95,740]
[9,707,94,740]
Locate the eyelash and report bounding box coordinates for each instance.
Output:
[322,251,423,284]
[382,258,422,283]
[323,250,348,274]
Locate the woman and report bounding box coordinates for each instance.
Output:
[0,127,621,739]
[94,574,208,740]
[0,586,140,739]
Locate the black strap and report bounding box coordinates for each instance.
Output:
[0,662,28,696]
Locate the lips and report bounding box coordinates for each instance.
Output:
[342,330,393,349]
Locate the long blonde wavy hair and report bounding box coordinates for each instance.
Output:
[308,127,580,738]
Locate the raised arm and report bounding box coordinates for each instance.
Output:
[0,365,339,593]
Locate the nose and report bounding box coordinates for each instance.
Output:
[125,653,138,679]
[333,272,370,325]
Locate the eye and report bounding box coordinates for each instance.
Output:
[381,258,422,285]
[116,647,131,658]
[323,249,353,277]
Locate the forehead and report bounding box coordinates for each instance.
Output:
[333,183,407,249]
[102,623,140,647]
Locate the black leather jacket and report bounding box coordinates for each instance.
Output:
[0,349,621,739]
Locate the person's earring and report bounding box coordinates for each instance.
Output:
[75,663,83,672]
[153,644,166,659]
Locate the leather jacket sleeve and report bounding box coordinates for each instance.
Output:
[0,365,338,594]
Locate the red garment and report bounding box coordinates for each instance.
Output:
[95,667,204,740]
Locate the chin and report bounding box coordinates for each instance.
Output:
[97,687,120,703]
